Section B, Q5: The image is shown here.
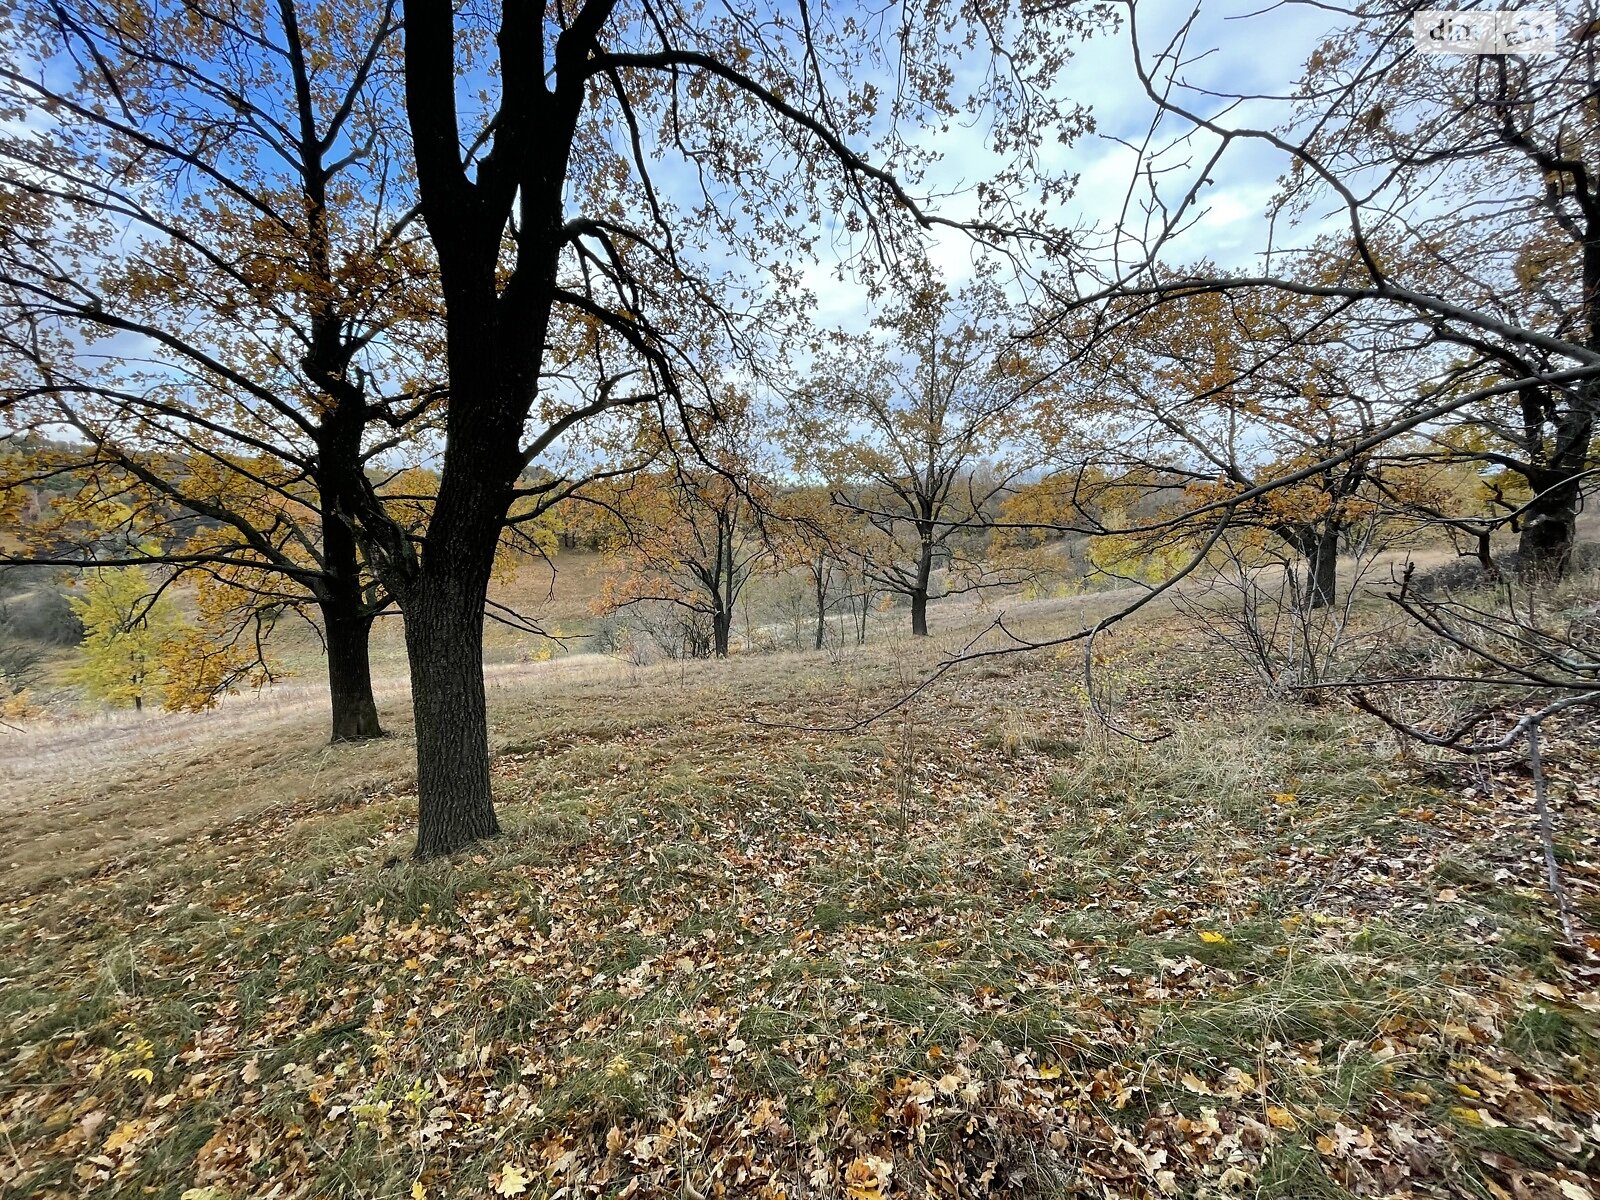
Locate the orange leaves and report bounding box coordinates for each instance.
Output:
[1264,1104,1298,1131]
[842,1154,894,1198]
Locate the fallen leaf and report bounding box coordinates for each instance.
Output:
[1265,1104,1297,1130]
[843,1155,892,1199]
[494,1164,530,1197]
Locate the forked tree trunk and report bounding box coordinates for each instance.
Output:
[322,600,384,742]
[406,576,500,858]
[712,605,733,657]
[1513,378,1593,580]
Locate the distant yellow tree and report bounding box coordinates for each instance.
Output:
[65,567,270,712]
[66,569,180,712]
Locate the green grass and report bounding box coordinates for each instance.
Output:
[2,602,1595,1199]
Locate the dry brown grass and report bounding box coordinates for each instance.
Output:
[3,568,1599,1199]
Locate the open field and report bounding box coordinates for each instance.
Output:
[2,582,1598,1200]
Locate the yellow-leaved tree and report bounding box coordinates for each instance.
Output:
[67,568,270,712]
[66,569,181,712]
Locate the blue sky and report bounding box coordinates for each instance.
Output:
[794,0,1352,333]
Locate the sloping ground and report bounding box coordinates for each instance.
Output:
[1,611,1597,1199]
[0,655,624,892]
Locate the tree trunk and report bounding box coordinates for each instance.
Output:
[1305,526,1339,610]
[1513,372,1593,580]
[322,600,384,742]
[1518,474,1580,579]
[814,568,827,651]
[910,589,930,636]
[910,536,934,636]
[712,605,732,657]
[406,578,500,859]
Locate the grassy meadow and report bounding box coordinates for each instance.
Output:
[2,559,1597,1200]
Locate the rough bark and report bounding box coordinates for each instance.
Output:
[405,575,500,858]
[910,589,930,636]
[910,536,933,636]
[316,485,385,742]
[1518,491,1578,578]
[322,600,384,742]
[1517,460,1587,580]
[1304,526,1339,611]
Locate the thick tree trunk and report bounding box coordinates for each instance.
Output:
[322,600,384,742]
[1518,474,1580,579]
[910,589,929,636]
[1513,371,1594,580]
[712,606,732,657]
[911,538,933,636]
[1304,526,1339,611]
[406,579,499,859]
[315,473,385,741]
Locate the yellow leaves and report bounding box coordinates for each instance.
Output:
[102,1119,148,1154]
[843,1155,893,1199]
[1271,792,1297,806]
[1264,1104,1298,1130]
[1183,1067,1256,1100]
[65,568,271,713]
[126,1067,155,1085]
[1314,1122,1376,1155]
[1197,930,1229,945]
[492,1163,530,1196]
[411,1180,426,1200]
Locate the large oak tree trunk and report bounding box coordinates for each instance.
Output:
[910,537,933,636]
[316,464,384,741]
[1513,366,1595,580]
[1518,470,1584,580]
[406,575,500,858]
[322,600,384,742]
[1304,526,1339,611]
[910,589,930,636]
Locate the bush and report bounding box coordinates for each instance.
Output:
[4,587,85,646]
